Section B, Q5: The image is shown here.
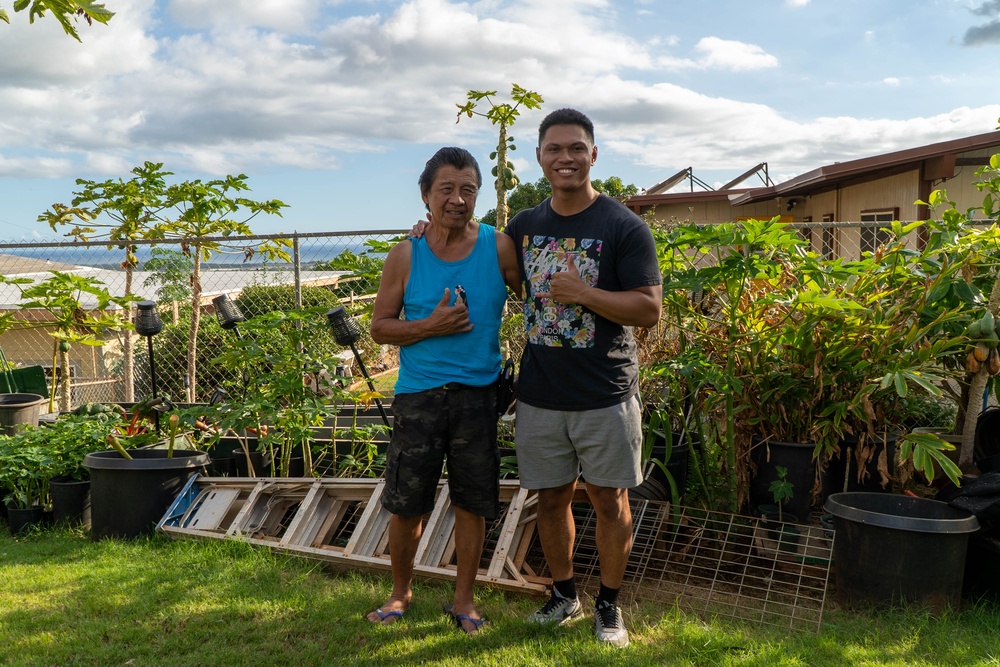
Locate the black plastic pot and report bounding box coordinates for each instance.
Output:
[0,393,46,436]
[749,439,817,522]
[759,508,802,553]
[975,408,1000,472]
[824,433,898,497]
[825,492,979,611]
[7,505,45,535]
[49,477,90,527]
[83,449,210,540]
[631,431,694,501]
[209,455,237,477]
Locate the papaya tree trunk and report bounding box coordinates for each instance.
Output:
[187,249,202,403]
[496,122,509,231]
[123,262,135,403]
[59,346,71,412]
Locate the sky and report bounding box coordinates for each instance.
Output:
[1,0,999,241]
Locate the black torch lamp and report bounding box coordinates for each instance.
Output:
[212,293,250,397]
[326,306,390,428]
[213,293,246,337]
[134,300,164,433]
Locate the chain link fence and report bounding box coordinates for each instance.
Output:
[0,221,914,412]
[0,231,406,411]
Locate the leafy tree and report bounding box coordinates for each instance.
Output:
[479,175,638,225]
[479,177,551,227]
[40,161,172,402]
[593,176,640,201]
[0,0,113,41]
[456,84,543,231]
[142,247,193,304]
[151,175,289,402]
[12,272,133,412]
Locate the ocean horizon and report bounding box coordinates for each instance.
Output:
[0,235,396,270]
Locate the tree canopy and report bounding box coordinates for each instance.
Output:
[479,176,640,226]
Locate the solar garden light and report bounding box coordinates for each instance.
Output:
[134,300,164,433]
[212,293,250,398]
[212,293,246,337]
[326,306,390,428]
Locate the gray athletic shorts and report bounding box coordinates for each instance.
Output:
[514,395,643,490]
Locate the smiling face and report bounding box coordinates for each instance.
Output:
[537,123,598,195]
[422,165,479,230]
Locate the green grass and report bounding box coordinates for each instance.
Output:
[2,528,1000,666]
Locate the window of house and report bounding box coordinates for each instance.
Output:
[860,210,896,255]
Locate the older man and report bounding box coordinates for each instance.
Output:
[367,146,520,634]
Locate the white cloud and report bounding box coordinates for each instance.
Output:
[786,0,810,6]
[693,37,779,71]
[168,0,322,33]
[0,0,995,199]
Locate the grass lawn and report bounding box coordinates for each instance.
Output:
[2,528,1000,666]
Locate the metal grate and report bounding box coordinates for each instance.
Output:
[527,500,833,633]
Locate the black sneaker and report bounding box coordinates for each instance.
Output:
[528,591,583,625]
[594,600,629,647]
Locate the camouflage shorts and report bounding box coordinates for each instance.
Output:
[382,383,500,520]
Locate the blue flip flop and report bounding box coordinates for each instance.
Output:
[369,608,405,624]
[443,603,489,634]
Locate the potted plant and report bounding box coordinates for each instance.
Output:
[199,306,348,477]
[45,409,125,525]
[657,216,968,515]
[0,429,54,533]
[82,401,209,540]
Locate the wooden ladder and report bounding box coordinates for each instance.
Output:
[159,476,549,595]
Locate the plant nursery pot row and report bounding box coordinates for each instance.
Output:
[750,434,900,523]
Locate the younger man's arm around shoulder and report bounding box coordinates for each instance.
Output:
[495,231,523,299]
[370,240,473,347]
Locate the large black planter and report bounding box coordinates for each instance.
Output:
[49,477,90,527]
[825,492,979,612]
[83,449,210,540]
[749,439,817,522]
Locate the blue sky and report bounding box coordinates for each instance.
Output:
[1,0,999,240]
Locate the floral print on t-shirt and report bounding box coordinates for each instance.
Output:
[521,235,602,348]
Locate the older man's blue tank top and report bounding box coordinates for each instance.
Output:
[395,223,508,394]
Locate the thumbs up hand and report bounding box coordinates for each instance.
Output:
[536,252,587,304]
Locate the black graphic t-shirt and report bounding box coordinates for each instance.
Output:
[506,194,661,410]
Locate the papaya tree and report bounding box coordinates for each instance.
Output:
[39,161,172,402]
[152,175,289,402]
[14,272,133,412]
[455,84,543,231]
[957,152,1000,466]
